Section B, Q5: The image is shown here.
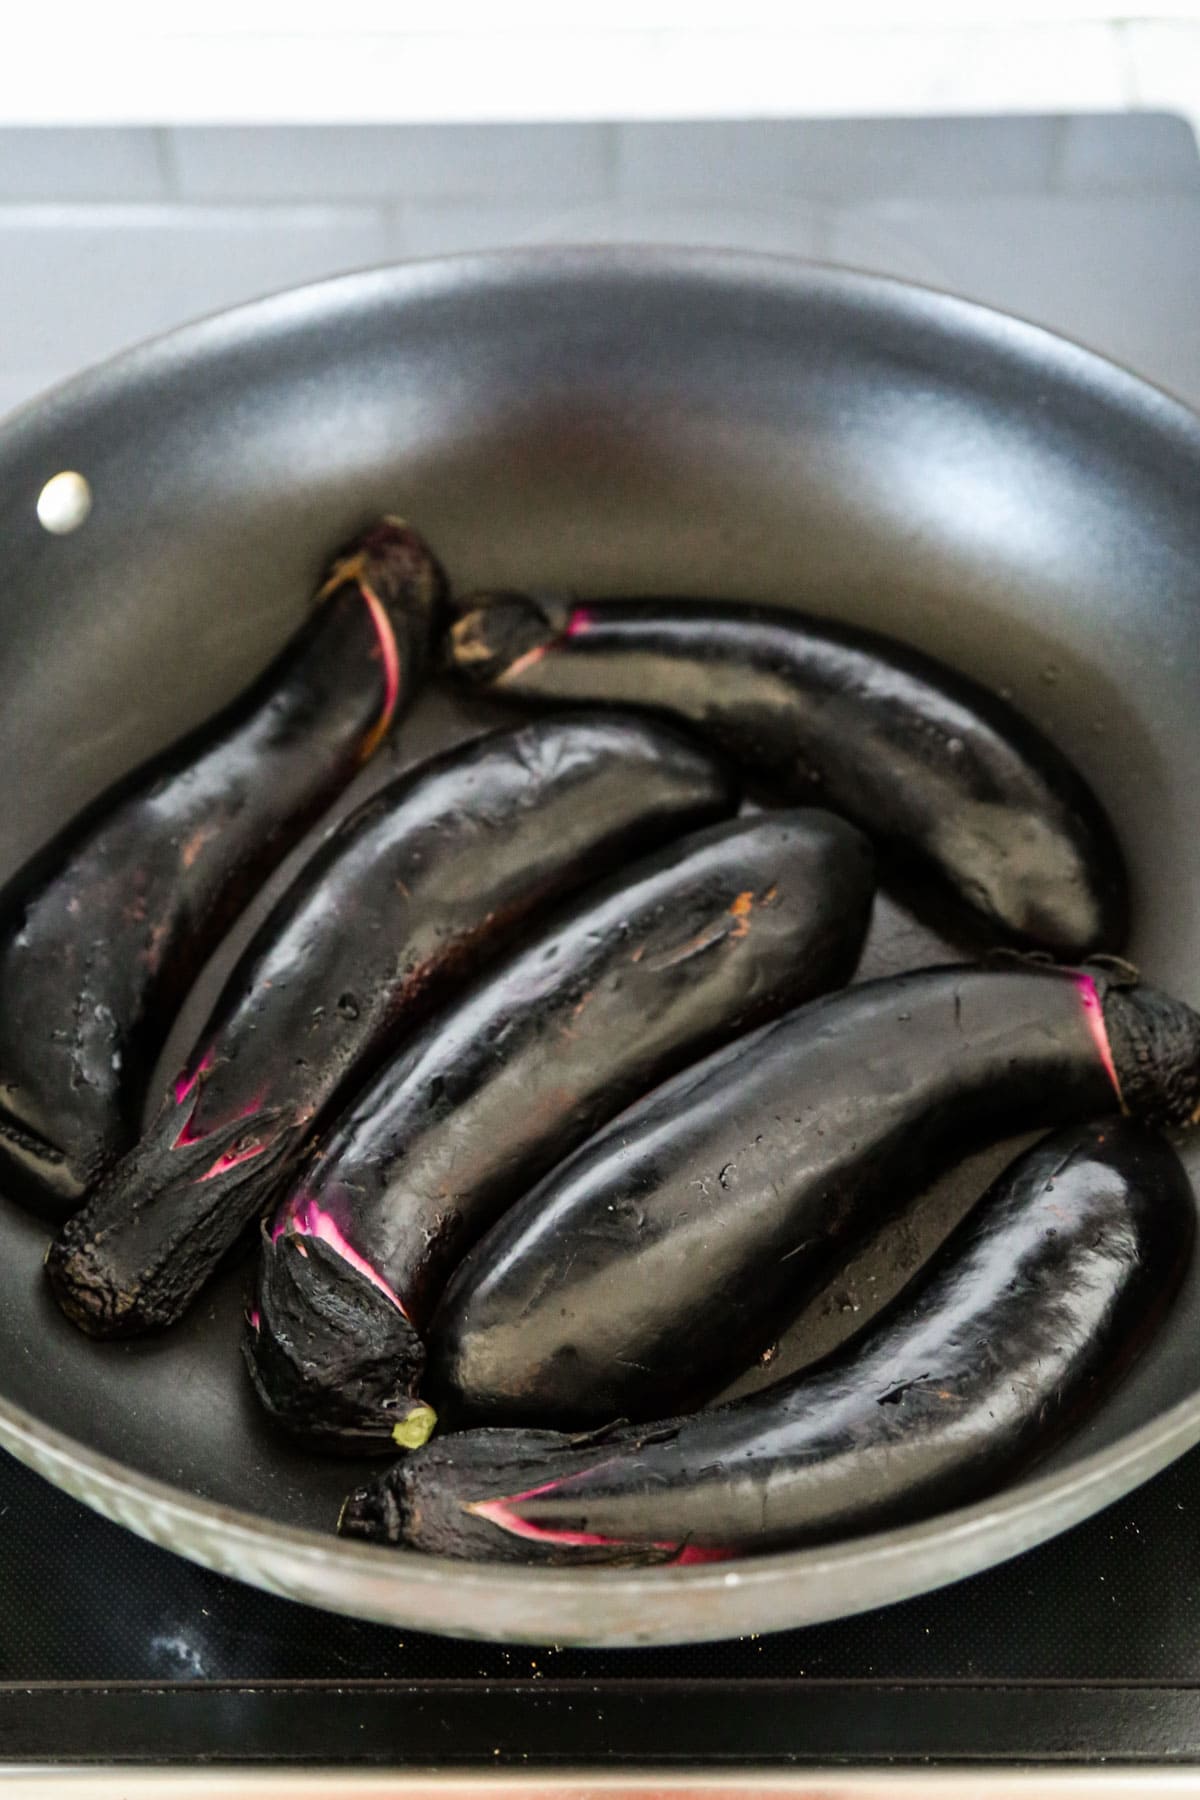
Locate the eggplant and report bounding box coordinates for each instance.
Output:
[450,592,1127,957]
[46,714,735,1339]
[343,1119,1194,1563]
[428,961,1200,1427]
[0,518,444,1219]
[246,809,876,1451]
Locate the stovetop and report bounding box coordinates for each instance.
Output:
[7,1443,1200,1767]
[3,110,1200,1776]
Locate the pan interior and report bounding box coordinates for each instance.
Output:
[0,252,1198,1563]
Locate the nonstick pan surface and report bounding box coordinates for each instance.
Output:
[0,248,1198,1646]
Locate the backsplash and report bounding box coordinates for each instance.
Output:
[1,114,1197,422]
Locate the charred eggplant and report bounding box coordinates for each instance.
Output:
[247,809,876,1450]
[428,961,1200,1426]
[344,1120,1194,1563]
[0,518,444,1217]
[47,714,735,1338]
[451,593,1127,956]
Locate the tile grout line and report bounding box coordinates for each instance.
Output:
[1046,113,1072,193]
[151,127,181,202]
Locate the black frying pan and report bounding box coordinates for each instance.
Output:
[0,248,1198,1646]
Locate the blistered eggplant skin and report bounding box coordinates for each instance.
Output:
[451,594,1127,958]
[247,809,876,1449]
[0,520,445,1219]
[345,1120,1194,1563]
[428,964,1200,1428]
[46,714,735,1338]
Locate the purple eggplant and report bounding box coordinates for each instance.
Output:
[343,1119,1193,1563]
[245,809,876,1451]
[450,593,1127,957]
[46,714,735,1339]
[428,961,1200,1427]
[0,518,444,1218]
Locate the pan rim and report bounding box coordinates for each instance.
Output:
[6,241,1200,458]
[4,243,1200,1644]
[1,1356,1198,1644]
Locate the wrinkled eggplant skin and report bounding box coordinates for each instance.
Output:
[347,1121,1194,1563]
[0,520,445,1220]
[451,593,1128,958]
[247,809,876,1448]
[428,963,1200,1428]
[253,1229,424,1453]
[46,714,736,1338]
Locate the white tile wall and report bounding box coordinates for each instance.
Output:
[0,110,1195,425]
[393,195,836,262]
[18,1,1189,29]
[0,205,390,370]
[607,25,1130,119]
[0,18,1189,126]
[2,114,1185,217]
[1123,22,1200,130]
[0,129,168,201]
[827,192,1200,370]
[1055,106,1200,187]
[11,1,1200,34]
[168,125,614,203]
[614,117,1064,199]
[386,200,582,260]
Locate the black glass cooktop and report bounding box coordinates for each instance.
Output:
[5,1444,1200,1764]
[4,109,1200,1770]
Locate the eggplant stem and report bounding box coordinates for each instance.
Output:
[392,1404,438,1450]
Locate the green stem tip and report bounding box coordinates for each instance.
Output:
[392,1402,438,1451]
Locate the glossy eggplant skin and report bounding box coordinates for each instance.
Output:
[0,519,445,1220]
[428,963,1200,1428]
[345,1120,1195,1564]
[451,593,1128,958]
[46,714,736,1338]
[246,809,876,1450]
